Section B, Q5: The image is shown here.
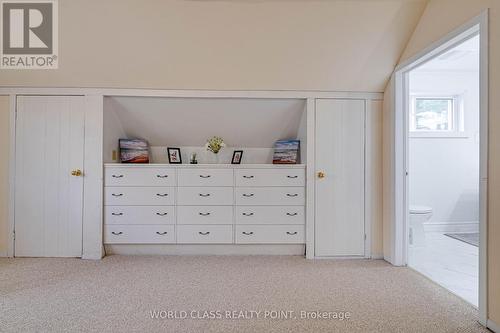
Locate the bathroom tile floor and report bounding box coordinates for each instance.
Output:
[408,231,478,307]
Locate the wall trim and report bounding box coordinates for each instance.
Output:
[7,95,15,257]
[488,319,500,333]
[423,221,479,233]
[105,244,306,256]
[364,100,373,259]
[0,87,383,100]
[82,95,105,260]
[305,98,316,259]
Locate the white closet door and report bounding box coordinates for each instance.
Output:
[315,99,365,256]
[15,96,85,257]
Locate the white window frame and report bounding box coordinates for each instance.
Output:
[409,94,466,138]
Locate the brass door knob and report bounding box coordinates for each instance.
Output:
[71,169,83,177]
[317,171,325,179]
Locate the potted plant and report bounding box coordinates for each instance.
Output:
[205,136,226,164]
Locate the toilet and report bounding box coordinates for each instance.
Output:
[409,205,433,247]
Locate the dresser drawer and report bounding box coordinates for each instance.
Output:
[105,187,175,206]
[178,169,233,187]
[104,206,175,225]
[177,225,233,244]
[105,167,176,187]
[235,225,305,244]
[104,225,175,244]
[177,187,233,205]
[235,187,305,206]
[235,169,305,187]
[235,206,305,225]
[177,206,233,225]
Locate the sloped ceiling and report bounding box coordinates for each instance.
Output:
[105,97,306,147]
[0,0,427,92]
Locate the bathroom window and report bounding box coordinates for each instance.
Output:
[410,95,465,137]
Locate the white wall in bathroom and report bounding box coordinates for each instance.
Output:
[409,70,479,231]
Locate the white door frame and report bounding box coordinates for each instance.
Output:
[391,10,488,325]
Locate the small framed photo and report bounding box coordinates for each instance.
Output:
[231,150,243,164]
[167,147,182,164]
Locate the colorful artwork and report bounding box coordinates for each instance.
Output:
[119,139,150,163]
[273,140,300,164]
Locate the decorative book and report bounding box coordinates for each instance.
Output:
[273,139,300,164]
[119,139,150,163]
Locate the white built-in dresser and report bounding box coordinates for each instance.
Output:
[103,164,306,245]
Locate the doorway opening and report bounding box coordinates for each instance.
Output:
[392,11,488,325]
[406,35,480,306]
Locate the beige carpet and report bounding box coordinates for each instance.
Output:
[0,255,488,333]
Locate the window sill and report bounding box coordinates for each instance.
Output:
[410,132,470,139]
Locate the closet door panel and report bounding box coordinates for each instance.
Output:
[315,99,365,257]
[15,96,85,257]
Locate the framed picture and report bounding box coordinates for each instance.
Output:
[273,139,300,164]
[167,147,182,164]
[119,139,150,163]
[231,150,243,164]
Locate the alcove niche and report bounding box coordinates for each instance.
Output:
[103,96,307,164]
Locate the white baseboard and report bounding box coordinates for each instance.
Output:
[0,250,7,257]
[488,319,500,332]
[424,221,479,233]
[371,254,384,259]
[105,244,306,256]
[82,245,105,260]
[313,255,367,260]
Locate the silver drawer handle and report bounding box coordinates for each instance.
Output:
[286,212,298,216]
[286,231,298,235]
[242,231,254,235]
[156,212,168,216]
[156,231,168,235]
[111,231,123,235]
[287,175,298,179]
[286,193,298,197]
[111,193,123,197]
[156,175,169,178]
[243,175,254,179]
[112,174,124,178]
[111,212,123,216]
[198,231,210,235]
[199,175,211,178]
[199,212,211,216]
[199,193,211,197]
[242,212,254,216]
[156,193,169,197]
[242,193,254,197]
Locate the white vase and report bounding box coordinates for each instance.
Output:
[206,151,220,164]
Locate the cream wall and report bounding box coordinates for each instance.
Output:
[0,96,10,256]
[384,0,500,325]
[0,0,427,92]
[0,1,427,256]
